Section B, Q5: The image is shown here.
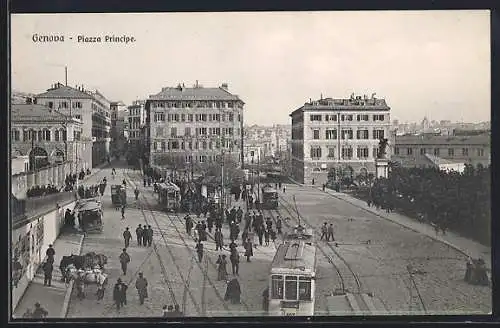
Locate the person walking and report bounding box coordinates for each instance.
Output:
[134,187,140,200]
[32,302,48,318]
[136,224,144,246]
[244,239,253,262]
[46,245,55,264]
[327,224,335,242]
[282,185,286,193]
[123,228,132,248]
[276,218,282,235]
[146,225,153,247]
[195,240,204,262]
[262,288,269,312]
[42,261,53,287]
[264,229,270,246]
[215,228,224,251]
[185,214,193,235]
[320,223,328,241]
[119,248,131,275]
[230,249,240,275]
[216,255,228,281]
[135,272,149,305]
[113,278,128,311]
[142,225,148,246]
[121,204,126,220]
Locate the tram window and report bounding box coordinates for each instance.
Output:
[271,275,284,299]
[285,276,298,300]
[298,277,312,301]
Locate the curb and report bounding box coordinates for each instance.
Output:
[285,177,475,260]
[59,234,85,318]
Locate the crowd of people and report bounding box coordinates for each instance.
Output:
[26,184,60,198]
[359,164,490,245]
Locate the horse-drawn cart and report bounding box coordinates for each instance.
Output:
[60,252,109,284]
[111,184,127,208]
[75,198,103,233]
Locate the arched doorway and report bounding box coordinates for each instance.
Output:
[52,149,65,163]
[29,147,49,171]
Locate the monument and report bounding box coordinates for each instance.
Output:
[375,138,389,179]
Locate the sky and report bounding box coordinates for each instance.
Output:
[11,11,490,125]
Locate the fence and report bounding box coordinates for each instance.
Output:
[11,162,72,199]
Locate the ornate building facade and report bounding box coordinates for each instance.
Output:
[290,94,391,184]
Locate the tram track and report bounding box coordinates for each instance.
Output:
[123,171,202,316]
[125,171,249,316]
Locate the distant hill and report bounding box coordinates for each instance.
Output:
[11,90,36,104]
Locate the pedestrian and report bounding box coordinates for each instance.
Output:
[262,288,269,312]
[42,261,53,286]
[135,272,149,305]
[322,183,326,192]
[327,224,335,242]
[31,302,48,319]
[75,271,86,299]
[185,214,193,235]
[46,245,55,264]
[244,239,253,262]
[283,185,286,193]
[195,240,204,262]
[276,218,282,235]
[136,224,143,246]
[215,228,224,251]
[121,204,126,220]
[134,188,140,200]
[147,225,153,247]
[257,226,264,246]
[123,227,132,248]
[142,225,148,246]
[119,248,131,275]
[216,254,228,281]
[270,229,277,243]
[264,229,270,246]
[230,249,240,275]
[320,223,328,241]
[224,278,241,304]
[96,272,107,301]
[113,278,128,310]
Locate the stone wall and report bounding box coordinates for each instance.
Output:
[11,162,72,199]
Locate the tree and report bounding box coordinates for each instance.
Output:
[199,156,245,186]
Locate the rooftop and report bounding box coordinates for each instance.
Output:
[271,241,316,272]
[424,153,465,166]
[290,95,390,117]
[148,84,244,102]
[11,104,77,123]
[395,134,490,146]
[36,83,94,100]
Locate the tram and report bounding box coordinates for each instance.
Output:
[157,182,181,212]
[262,185,279,209]
[284,225,315,246]
[267,240,317,316]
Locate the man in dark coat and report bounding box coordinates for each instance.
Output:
[327,224,335,242]
[46,245,55,264]
[244,239,253,262]
[135,272,148,305]
[123,228,132,248]
[320,223,328,241]
[195,241,204,262]
[119,248,131,275]
[230,249,240,275]
[185,215,193,235]
[113,278,128,310]
[134,188,140,200]
[276,217,282,235]
[42,261,53,286]
[147,226,153,247]
[215,228,224,251]
[262,288,269,312]
[224,278,241,304]
[136,224,144,246]
[64,209,73,228]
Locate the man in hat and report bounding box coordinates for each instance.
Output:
[46,245,55,264]
[121,204,126,220]
[195,240,204,262]
[136,224,144,246]
[327,224,335,242]
[42,261,53,287]
[146,225,153,247]
[320,223,328,241]
[113,278,128,310]
[123,227,132,248]
[135,272,149,305]
[119,248,131,275]
[32,302,48,318]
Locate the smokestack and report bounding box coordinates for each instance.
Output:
[65,66,68,86]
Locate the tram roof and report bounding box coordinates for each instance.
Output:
[262,186,277,193]
[158,182,180,191]
[271,241,316,273]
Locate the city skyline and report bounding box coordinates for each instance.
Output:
[11,11,490,125]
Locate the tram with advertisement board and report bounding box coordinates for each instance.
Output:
[266,240,317,316]
[157,182,181,212]
[262,185,279,209]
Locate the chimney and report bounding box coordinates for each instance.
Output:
[221,83,228,90]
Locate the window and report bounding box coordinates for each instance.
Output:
[75,115,81,120]
[448,148,454,156]
[462,148,469,156]
[188,114,193,122]
[407,148,413,155]
[11,130,20,141]
[420,148,426,155]
[203,141,207,150]
[356,129,369,140]
[342,147,353,159]
[285,276,298,300]
[477,148,484,157]
[356,114,369,121]
[341,129,353,140]
[325,130,337,140]
[313,130,320,140]
[310,146,322,159]
[325,114,337,121]
[199,155,206,163]
[155,113,165,122]
[38,130,43,141]
[357,147,369,159]
[156,127,164,137]
[298,277,312,301]
[229,113,234,122]
[373,130,385,140]
[171,127,177,137]
[172,141,179,150]
[373,114,385,121]
[328,147,336,158]
[373,147,379,158]
[185,127,191,136]
[434,148,440,156]
[394,147,400,155]
[310,115,322,121]
[161,142,166,151]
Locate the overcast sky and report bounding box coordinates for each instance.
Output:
[11,11,490,125]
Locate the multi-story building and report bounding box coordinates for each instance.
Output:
[146,82,245,171]
[110,101,127,156]
[35,82,112,168]
[289,94,391,184]
[392,134,491,168]
[126,100,146,148]
[11,103,83,172]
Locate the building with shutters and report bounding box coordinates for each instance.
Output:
[145,82,245,173]
[289,94,391,184]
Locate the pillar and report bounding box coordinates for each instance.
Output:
[375,158,389,179]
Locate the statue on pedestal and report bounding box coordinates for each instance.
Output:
[377,138,388,159]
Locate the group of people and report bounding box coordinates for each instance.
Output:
[123,225,154,248]
[77,184,100,199]
[26,184,60,198]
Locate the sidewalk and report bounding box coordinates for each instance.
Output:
[286,177,491,268]
[13,233,84,319]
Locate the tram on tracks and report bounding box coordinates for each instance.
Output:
[267,240,317,316]
[262,185,279,209]
[157,182,181,212]
[284,225,315,246]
